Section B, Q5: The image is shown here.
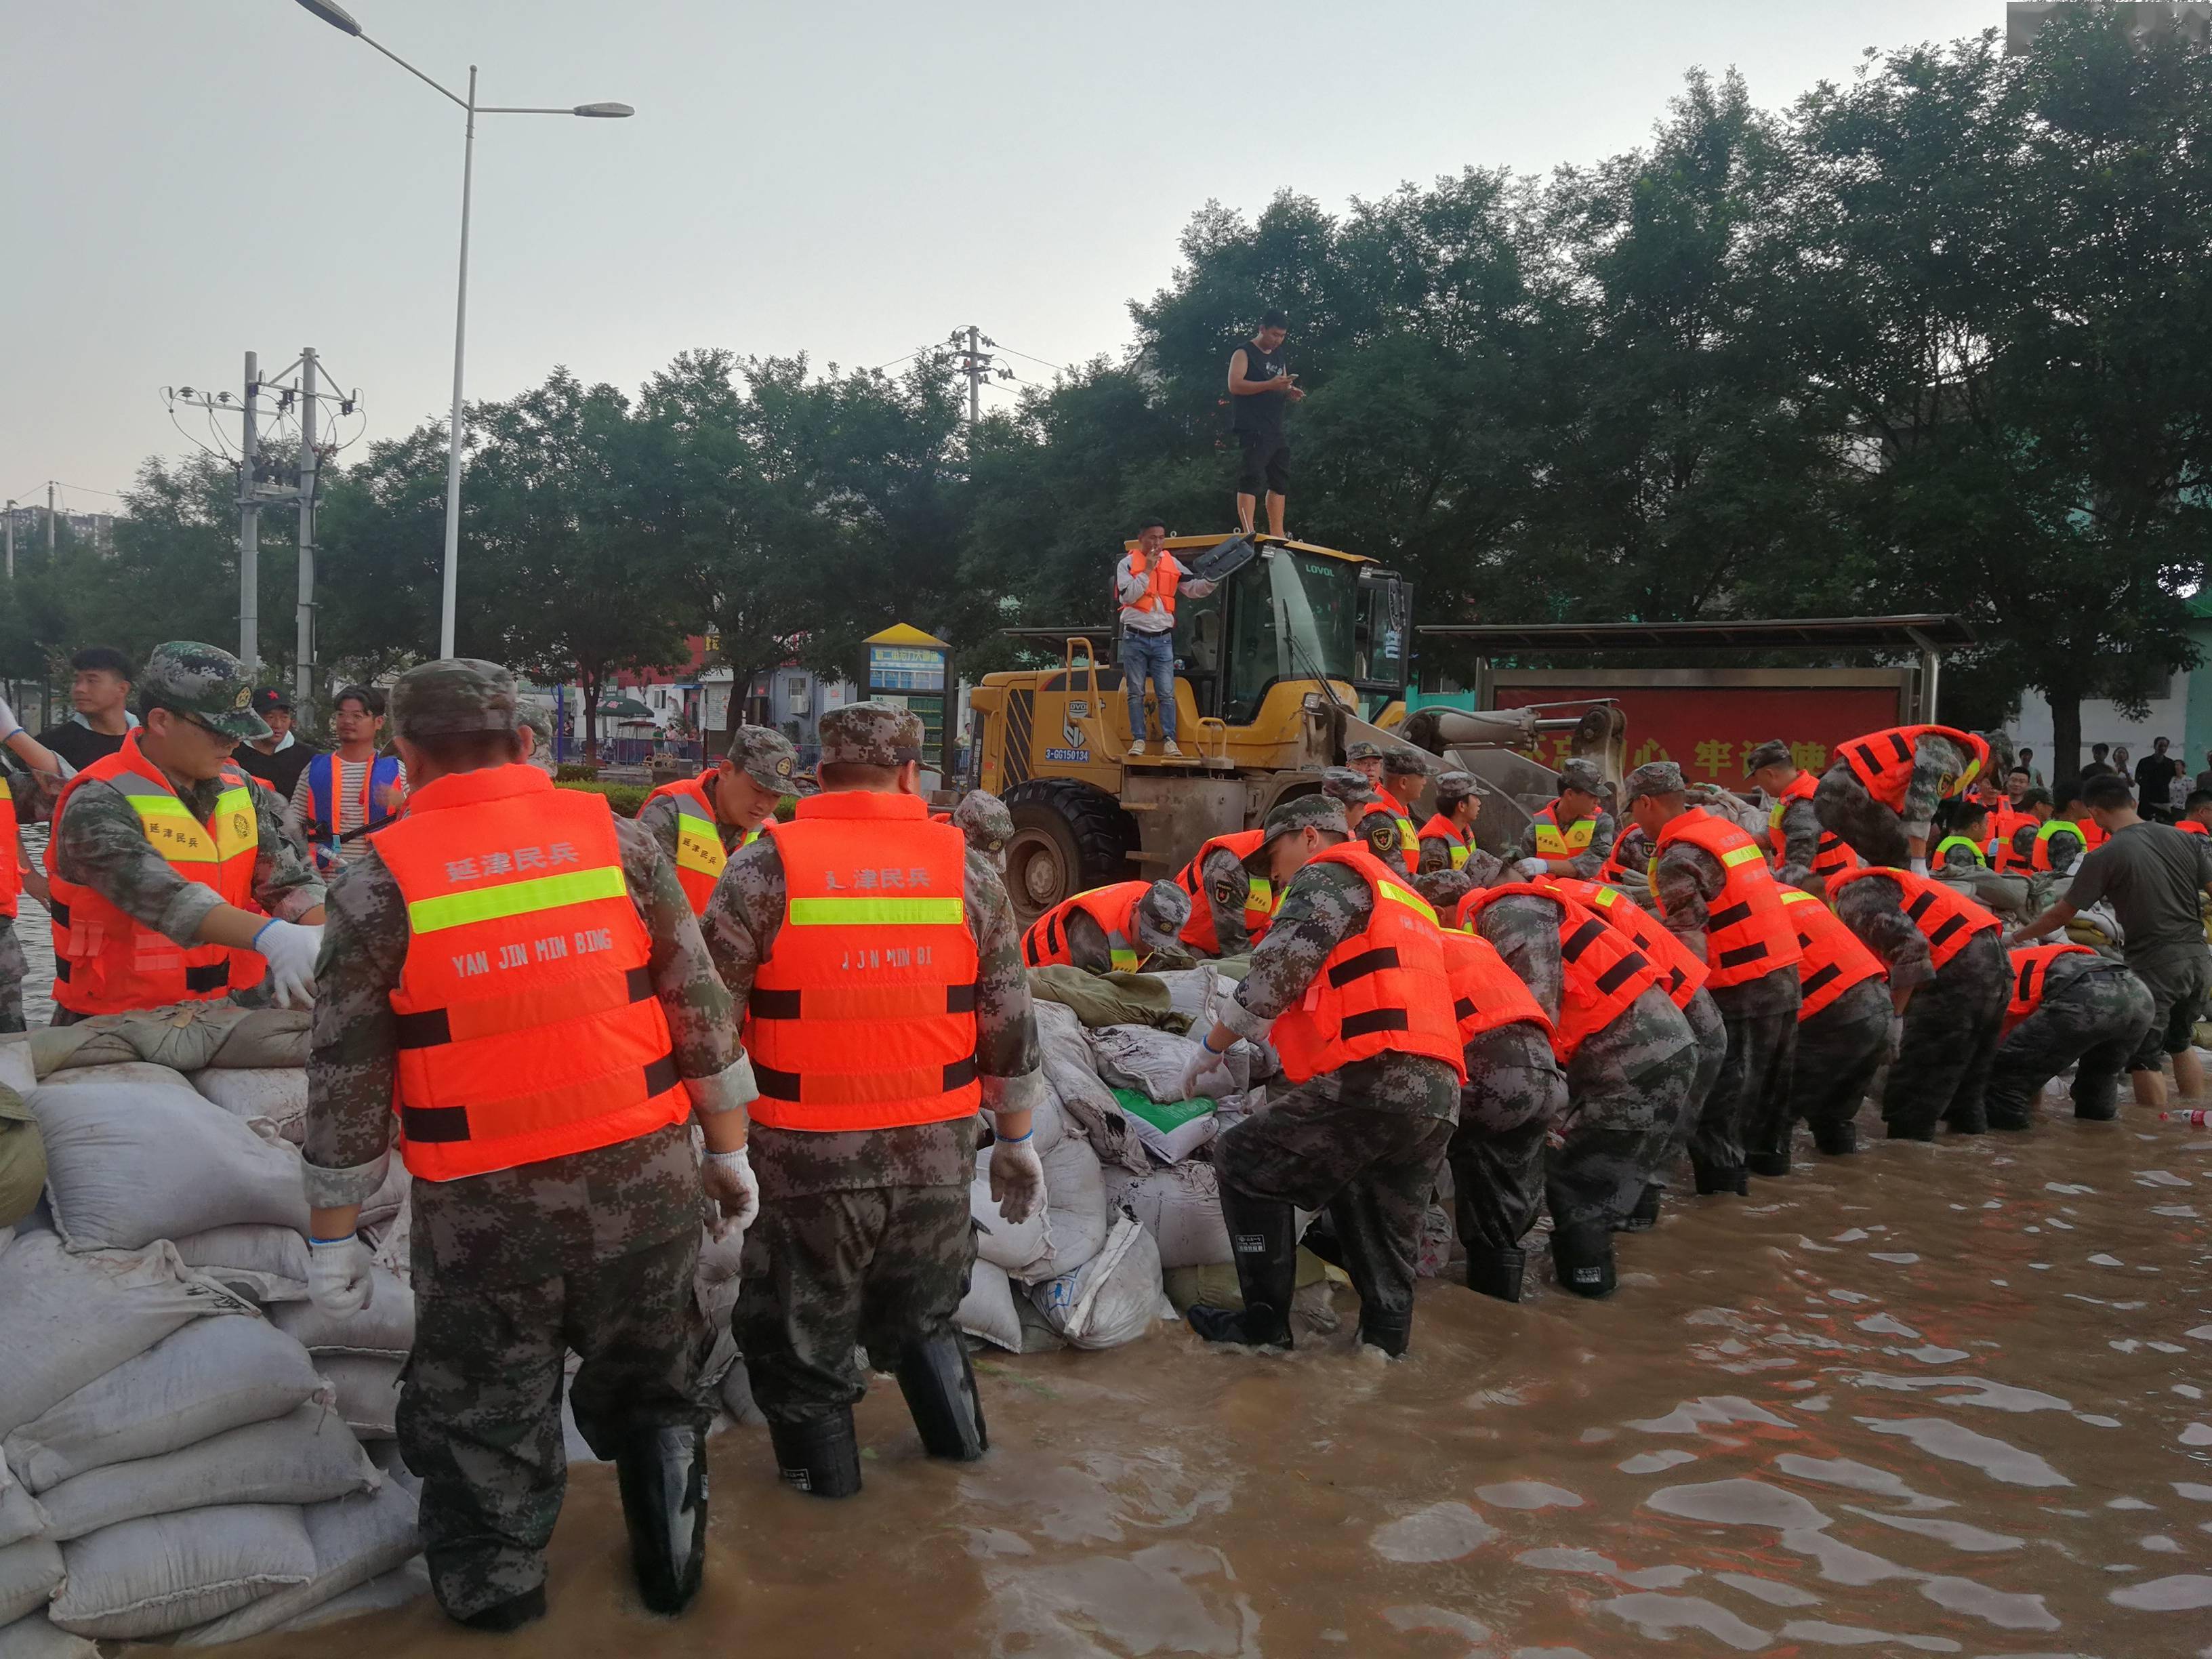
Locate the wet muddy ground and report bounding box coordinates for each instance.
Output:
[229,1101,2211,1658]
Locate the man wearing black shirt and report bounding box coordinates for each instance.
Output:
[234,686,321,799]
[33,646,136,772]
[2135,736,2183,823]
[1226,310,1303,539]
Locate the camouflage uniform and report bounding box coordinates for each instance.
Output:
[1833,871,2009,1139]
[0,917,22,1033]
[1447,1019,1568,1267]
[1815,730,2005,870]
[634,726,805,867]
[1416,770,1480,877]
[302,660,741,1623]
[2038,823,2088,876]
[1325,762,1414,871]
[515,703,557,774]
[1514,759,1620,880]
[1788,977,1892,1148]
[1986,953,2155,1126]
[951,789,1015,873]
[1469,890,1699,1235]
[698,703,1043,1436]
[1194,840,1263,956]
[47,642,324,1026]
[1212,806,1458,1347]
[1061,878,1193,973]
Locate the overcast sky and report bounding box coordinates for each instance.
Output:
[7,0,2003,511]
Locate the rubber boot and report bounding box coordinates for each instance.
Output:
[1186,1186,1298,1349]
[896,1333,988,1462]
[768,1410,863,1499]
[1691,1155,1748,1196]
[614,1425,708,1615]
[455,1586,546,1633]
[1551,1221,1618,1300]
[1745,1150,1791,1179]
[1885,1121,1936,1143]
[1615,1183,1662,1233]
[1464,1245,1525,1304]
[1358,1306,1414,1358]
[1812,1119,1858,1155]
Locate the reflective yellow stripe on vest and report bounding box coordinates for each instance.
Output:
[672,805,729,884]
[1534,817,1596,857]
[407,865,627,935]
[1246,877,1273,911]
[1109,937,1140,972]
[789,896,966,926]
[116,780,258,865]
[1449,842,1468,870]
[1720,842,1765,869]
[1377,879,1439,926]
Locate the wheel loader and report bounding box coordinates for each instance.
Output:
[967,532,1627,921]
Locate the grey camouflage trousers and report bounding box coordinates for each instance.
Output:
[0,919,22,1033]
[1986,963,2155,1126]
[1884,932,2009,1137]
[1711,973,1802,1169]
[1790,977,1892,1139]
[1447,1021,1569,1252]
[1814,764,1912,869]
[1552,988,1700,1231]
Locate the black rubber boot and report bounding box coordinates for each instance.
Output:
[1186,1185,1298,1349]
[1885,1121,1936,1143]
[1986,1108,2032,1132]
[1464,1245,1525,1304]
[2074,1099,2118,1122]
[896,1333,988,1462]
[1691,1155,1748,1195]
[769,1410,863,1499]
[1297,1219,1345,1271]
[614,1425,708,1615]
[455,1586,547,1633]
[1811,1120,1858,1155]
[1551,1221,1618,1300]
[1745,1150,1791,1179]
[1357,1306,1414,1357]
[1616,1184,1662,1233]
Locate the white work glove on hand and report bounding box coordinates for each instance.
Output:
[0,691,16,745]
[253,920,323,1008]
[1176,1040,1242,1103]
[1513,856,1549,881]
[1908,856,1929,878]
[988,1132,1046,1227]
[307,1234,373,1318]
[701,1146,760,1242]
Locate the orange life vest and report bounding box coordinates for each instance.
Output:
[1767,769,1862,882]
[1651,808,1802,989]
[1124,548,1180,617]
[1438,926,1552,1045]
[1531,800,1599,861]
[642,772,758,915]
[2030,816,2106,872]
[0,771,16,920]
[1023,881,1151,972]
[1537,876,1708,1010]
[1829,866,2003,972]
[373,766,689,1181]
[1776,888,1887,1021]
[45,733,270,1017]
[1417,813,1471,872]
[2003,942,2097,1035]
[1596,837,1650,888]
[1269,844,1465,1086]
[1172,828,1274,956]
[746,791,981,1132]
[2178,819,2210,836]
[1838,725,1989,812]
[1988,806,2038,872]
[1457,882,1662,1063]
[1355,794,1421,876]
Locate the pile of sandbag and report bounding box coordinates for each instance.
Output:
[0,1056,424,1647]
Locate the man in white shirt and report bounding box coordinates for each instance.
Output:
[1113,517,1215,758]
[287,684,407,872]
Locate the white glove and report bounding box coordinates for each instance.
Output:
[0,691,16,744]
[701,1146,760,1241]
[1909,856,1929,878]
[988,1132,1046,1227]
[307,1233,373,1318]
[1176,1040,1241,1103]
[1513,857,1549,881]
[253,919,323,1008]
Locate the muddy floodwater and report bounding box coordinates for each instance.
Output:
[211,1103,2212,1658]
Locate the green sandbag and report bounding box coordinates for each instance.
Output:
[1026,966,1192,1033]
[0,1084,45,1230]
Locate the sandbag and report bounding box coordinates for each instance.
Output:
[1025,1134,1108,1283]
[29,1078,312,1252]
[173,1481,419,1646]
[319,1356,403,1440]
[28,1061,187,1093]
[39,1402,378,1542]
[0,1541,64,1626]
[171,1224,311,1285]
[25,1007,309,1080]
[0,1464,45,1551]
[1027,966,1188,1031]
[272,1269,413,1359]
[694,1226,744,1393]
[969,1150,1050,1278]
[0,1044,32,1098]
[0,1614,94,1659]
[1088,1024,1208,1101]
[716,1359,764,1428]
[355,1160,410,1231]
[51,1504,314,1640]
[0,1234,254,1437]
[955,1260,1023,1353]
[189,1069,308,1143]
[268,1557,428,1634]
[0,1087,41,1233]
[6,1316,327,1494]
[1104,1162,1233,1269]
[1033,1002,1149,1175]
[1026,1213,1163,1351]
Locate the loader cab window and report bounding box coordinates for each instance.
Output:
[1218,549,1362,726]
[1353,570,1413,716]
[1172,582,1226,716]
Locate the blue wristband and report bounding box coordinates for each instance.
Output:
[998,1128,1033,1143]
[308,1234,356,1248]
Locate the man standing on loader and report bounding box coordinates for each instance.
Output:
[1113,517,1216,759]
[1226,310,1302,539]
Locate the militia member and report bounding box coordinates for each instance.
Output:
[1986,944,2156,1126]
[1179,796,1463,1353]
[1336,754,1420,874]
[1814,722,2012,874]
[1776,888,1891,1155]
[637,726,806,915]
[2178,789,2212,835]
[1628,762,1803,1189]
[1416,771,1481,876]
[1379,748,1436,874]
[1515,758,1618,882]
[300,659,750,1628]
[1021,878,1191,974]
[44,642,325,1024]
[514,703,558,775]
[1172,827,1277,958]
[2030,781,2104,874]
[701,701,1046,1497]
[1934,800,1991,871]
[0,762,50,1033]
[1830,866,2007,1139]
[1458,869,1698,1296]
[1746,738,1862,893]
[1345,739,1388,790]
[951,788,1015,873]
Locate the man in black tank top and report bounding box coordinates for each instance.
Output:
[1227,310,1303,537]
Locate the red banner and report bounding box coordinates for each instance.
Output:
[1493,685,1904,783]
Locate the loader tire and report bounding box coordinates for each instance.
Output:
[1002,779,1138,924]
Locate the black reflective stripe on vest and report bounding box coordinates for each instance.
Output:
[754,1054,977,1102]
[750,982,977,1021]
[2016,960,2037,1003]
[1561,918,1607,961]
[395,965,653,1050]
[183,962,230,993]
[1340,1008,1410,1040]
[1717,942,1771,970]
[1926,914,1966,951]
[1707,901,1753,931]
[1889,731,1912,764]
[45,899,69,929]
[1803,963,1841,1000]
[399,1052,678,1145]
[1328,946,1400,988]
[1453,996,1476,1022]
[1593,950,1647,996]
[53,957,70,982]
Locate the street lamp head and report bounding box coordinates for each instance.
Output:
[572,102,634,118]
[294,0,365,35]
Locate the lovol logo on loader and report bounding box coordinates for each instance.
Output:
[1046,698,1091,764]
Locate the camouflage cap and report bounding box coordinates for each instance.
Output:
[1434,769,1477,803]
[1383,747,1434,780]
[817,699,925,769]
[388,658,516,741]
[951,787,1014,855]
[515,701,555,745]
[1557,757,1607,796]
[1414,867,1475,914]
[1319,766,1378,806]
[723,724,810,796]
[1742,738,1793,775]
[1245,793,1350,869]
[1622,759,1687,802]
[1134,878,1192,940]
[140,642,269,741]
[1345,739,1386,764]
[1980,729,2017,773]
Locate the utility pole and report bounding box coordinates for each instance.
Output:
[5,501,14,579]
[947,326,1013,428]
[46,483,55,556]
[239,351,261,670]
[295,347,320,712]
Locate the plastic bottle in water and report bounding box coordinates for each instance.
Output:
[2158,1109,2211,1127]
